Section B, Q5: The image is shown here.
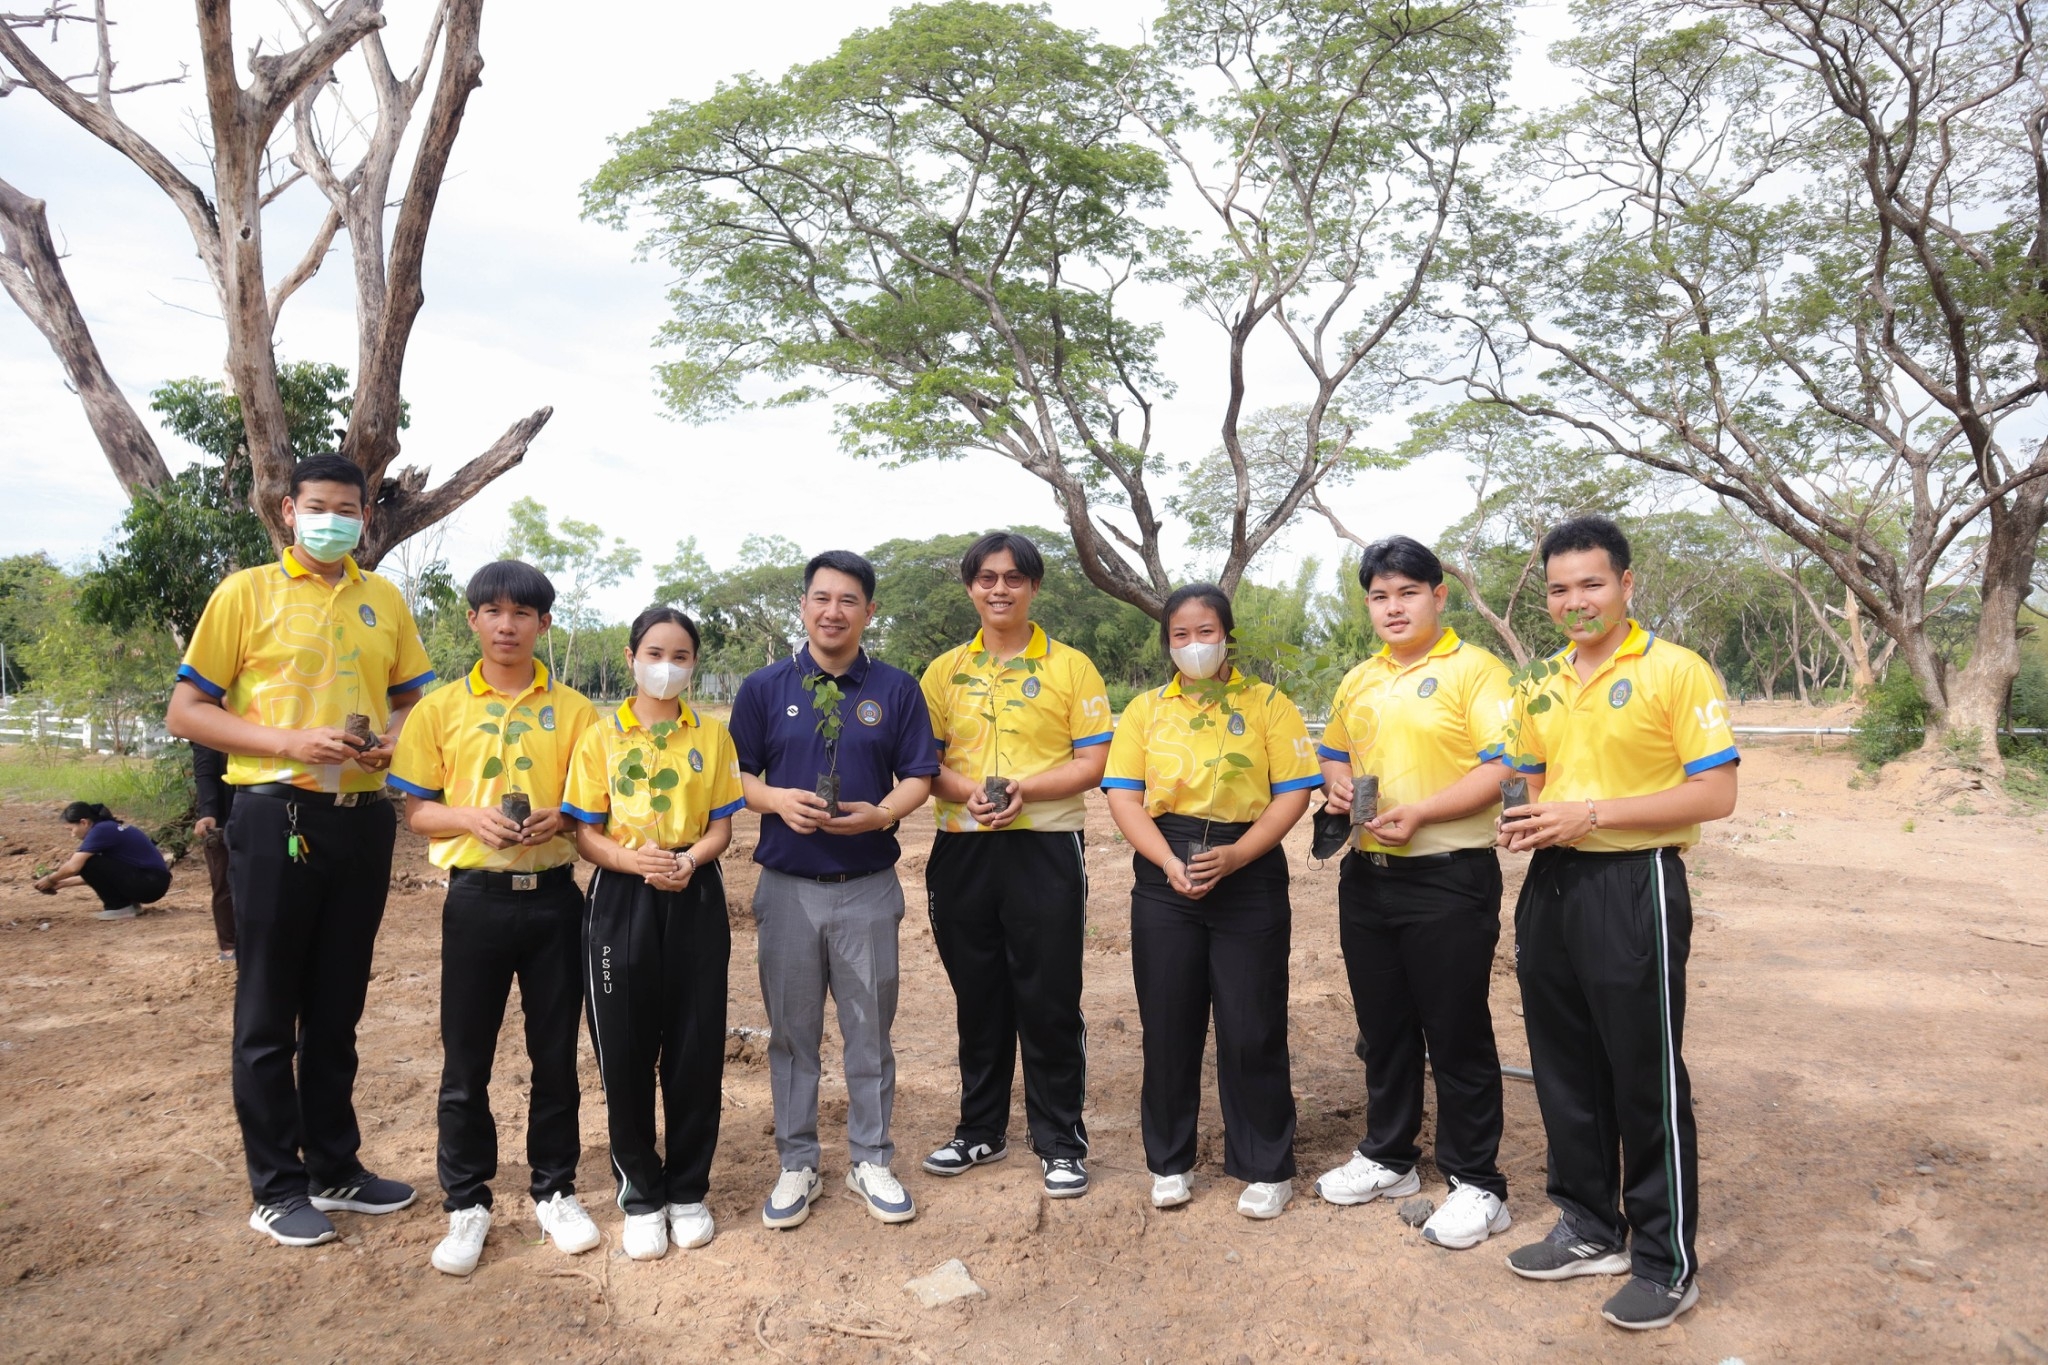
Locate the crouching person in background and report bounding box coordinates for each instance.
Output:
[389,561,601,1276]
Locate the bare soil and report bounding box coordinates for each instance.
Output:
[2,715,2045,1363]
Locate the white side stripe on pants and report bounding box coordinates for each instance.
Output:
[1651,854,1691,1285]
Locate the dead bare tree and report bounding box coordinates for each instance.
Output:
[0,1,550,567]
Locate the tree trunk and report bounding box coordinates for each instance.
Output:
[0,178,172,495]
[1928,482,2048,775]
[1842,591,1876,695]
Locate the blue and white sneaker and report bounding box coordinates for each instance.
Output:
[762,1167,821,1230]
[308,1172,417,1215]
[250,1198,338,1247]
[847,1162,916,1224]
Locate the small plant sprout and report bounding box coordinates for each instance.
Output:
[802,672,846,817]
[611,719,684,815]
[474,699,541,823]
[951,648,1044,809]
[335,624,372,750]
[1181,670,1263,868]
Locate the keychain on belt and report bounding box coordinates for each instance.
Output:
[286,801,310,863]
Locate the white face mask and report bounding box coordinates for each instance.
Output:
[1170,640,1227,681]
[633,660,692,700]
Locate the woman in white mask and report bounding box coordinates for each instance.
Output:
[1101,584,1322,1219]
[562,608,745,1260]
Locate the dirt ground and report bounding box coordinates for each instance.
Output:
[2,709,2046,1364]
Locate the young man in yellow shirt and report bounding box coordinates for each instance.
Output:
[165,454,435,1248]
[388,561,602,1276]
[1313,537,1518,1250]
[1498,516,1738,1332]
[918,533,1112,1198]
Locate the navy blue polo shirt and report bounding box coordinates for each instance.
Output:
[80,820,168,873]
[730,646,941,878]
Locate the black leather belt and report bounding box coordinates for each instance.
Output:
[241,782,386,808]
[451,864,577,893]
[788,867,886,884]
[1352,847,1496,869]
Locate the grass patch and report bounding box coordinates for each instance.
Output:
[0,744,194,853]
[2001,746,2048,813]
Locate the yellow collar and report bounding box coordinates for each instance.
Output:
[613,699,699,733]
[1162,666,1248,701]
[967,622,1048,661]
[1562,619,1652,670]
[279,549,364,583]
[466,659,553,698]
[1373,627,1463,669]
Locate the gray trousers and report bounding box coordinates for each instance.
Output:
[753,867,904,1171]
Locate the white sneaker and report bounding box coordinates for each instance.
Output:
[762,1167,821,1230]
[1422,1182,1512,1249]
[1238,1180,1293,1220]
[430,1205,491,1276]
[1150,1171,1192,1208]
[667,1201,715,1249]
[846,1162,916,1224]
[1315,1153,1421,1206]
[622,1209,669,1260]
[534,1191,600,1255]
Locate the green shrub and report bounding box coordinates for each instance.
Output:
[1105,681,1142,715]
[1853,667,1930,767]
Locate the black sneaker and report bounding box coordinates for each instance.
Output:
[250,1198,338,1247]
[1601,1275,1699,1330]
[1042,1157,1089,1199]
[1505,1218,1630,1280]
[921,1136,1008,1177]
[309,1172,417,1215]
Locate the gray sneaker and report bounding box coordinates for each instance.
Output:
[1601,1275,1699,1330]
[96,905,139,921]
[1505,1218,1630,1280]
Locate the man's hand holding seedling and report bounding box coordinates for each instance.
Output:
[965,777,1023,829]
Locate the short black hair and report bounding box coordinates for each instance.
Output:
[1540,515,1632,573]
[289,453,369,501]
[960,531,1046,586]
[465,560,556,614]
[1357,535,1444,590]
[61,801,114,825]
[628,606,700,656]
[804,550,876,601]
[1158,582,1235,659]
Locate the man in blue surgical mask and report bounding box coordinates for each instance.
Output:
[167,454,437,1249]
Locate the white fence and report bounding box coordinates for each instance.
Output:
[0,700,174,755]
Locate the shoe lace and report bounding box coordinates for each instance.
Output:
[452,1206,490,1236]
[775,1169,814,1200]
[860,1164,905,1199]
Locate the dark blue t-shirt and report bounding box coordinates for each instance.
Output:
[730,646,941,878]
[79,820,168,873]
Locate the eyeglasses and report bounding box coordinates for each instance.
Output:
[973,572,1032,590]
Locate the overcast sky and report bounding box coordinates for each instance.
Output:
[2,0,1574,618]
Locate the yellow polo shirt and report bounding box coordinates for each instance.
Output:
[921,623,1112,834]
[177,552,435,794]
[1322,629,1514,856]
[1103,669,1321,822]
[388,661,597,871]
[1506,620,1738,852]
[563,701,745,851]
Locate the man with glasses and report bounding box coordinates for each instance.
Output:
[917,532,1111,1198]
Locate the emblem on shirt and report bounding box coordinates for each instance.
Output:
[1417,677,1438,699]
[1228,712,1246,736]
[539,706,556,731]
[786,704,801,717]
[358,604,377,627]
[1610,679,1633,708]
[857,699,884,727]
[688,748,704,772]
[1022,676,1041,699]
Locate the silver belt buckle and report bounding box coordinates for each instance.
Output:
[335,792,361,808]
[1367,852,1388,867]
[512,873,538,891]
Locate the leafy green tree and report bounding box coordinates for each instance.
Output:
[79,362,360,638]
[503,497,642,683]
[0,553,67,694]
[18,568,179,753]
[656,534,807,675]
[1446,0,2048,770]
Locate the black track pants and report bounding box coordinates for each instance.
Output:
[436,869,584,1212]
[1129,818,1296,1184]
[80,854,171,911]
[1338,848,1506,1197]
[1516,846,1699,1286]
[926,830,1089,1160]
[224,792,396,1207]
[583,864,730,1215]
